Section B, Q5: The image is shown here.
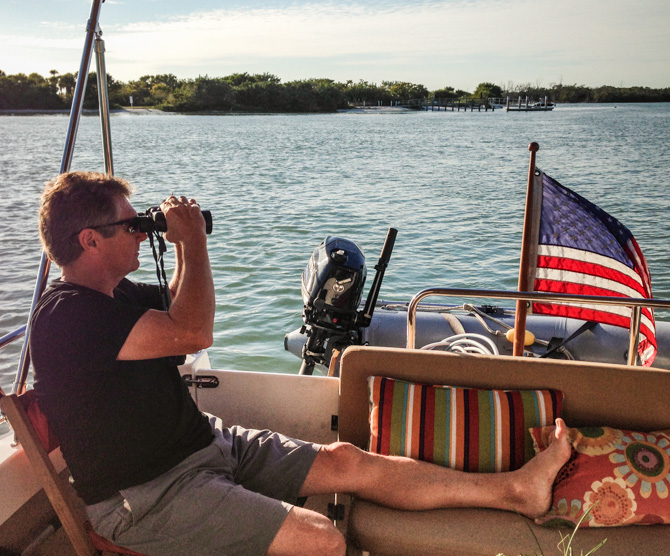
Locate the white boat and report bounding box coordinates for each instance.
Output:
[284,233,670,375]
[507,96,556,111]
[2,2,670,555]
[529,100,556,109]
[285,297,670,372]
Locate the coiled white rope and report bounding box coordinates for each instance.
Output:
[420,333,500,355]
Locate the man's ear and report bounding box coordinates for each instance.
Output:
[77,229,100,253]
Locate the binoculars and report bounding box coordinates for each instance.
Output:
[139,206,213,235]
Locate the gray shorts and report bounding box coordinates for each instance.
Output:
[86,415,321,556]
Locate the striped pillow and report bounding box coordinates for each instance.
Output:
[367,376,563,472]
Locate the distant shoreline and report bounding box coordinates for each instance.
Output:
[0,108,163,115]
[2,103,668,117]
[0,106,420,116]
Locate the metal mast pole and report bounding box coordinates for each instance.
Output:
[512,142,539,357]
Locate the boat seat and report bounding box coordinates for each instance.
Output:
[0,390,146,556]
[338,346,670,555]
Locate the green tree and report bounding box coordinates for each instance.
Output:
[232,80,276,111]
[345,80,388,104]
[383,81,428,101]
[168,76,235,112]
[48,69,60,95]
[223,72,281,87]
[58,73,77,101]
[151,82,173,105]
[473,82,502,98]
[432,86,457,99]
[0,72,64,109]
[81,72,124,109]
[279,79,347,112]
[106,75,125,108]
[122,76,152,106]
[149,73,180,89]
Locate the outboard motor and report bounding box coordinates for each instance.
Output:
[299,228,397,375]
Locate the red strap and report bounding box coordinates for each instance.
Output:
[21,393,61,453]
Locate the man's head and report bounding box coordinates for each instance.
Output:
[39,171,134,267]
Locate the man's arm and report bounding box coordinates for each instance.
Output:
[169,241,185,301]
[117,196,215,360]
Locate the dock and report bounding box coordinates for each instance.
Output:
[490,96,555,112]
[418,98,494,112]
[351,96,555,113]
[384,98,495,111]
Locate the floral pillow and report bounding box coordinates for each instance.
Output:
[530,425,670,527]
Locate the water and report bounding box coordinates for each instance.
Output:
[1,104,669,391]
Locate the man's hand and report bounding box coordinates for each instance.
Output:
[160,195,206,245]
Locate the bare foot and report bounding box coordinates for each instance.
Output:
[505,418,572,518]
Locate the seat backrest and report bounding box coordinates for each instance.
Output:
[0,391,96,556]
[338,346,670,449]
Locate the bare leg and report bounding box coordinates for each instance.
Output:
[300,417,571,518]
[266,506,345,556]
[266,419,570,554]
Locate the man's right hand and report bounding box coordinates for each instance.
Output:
[160,195,207,246]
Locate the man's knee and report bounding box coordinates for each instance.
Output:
[320,441,366,474]
[309,519,346,556]
[267,507,345,556]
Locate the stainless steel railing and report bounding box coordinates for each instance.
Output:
[406,287,670,365]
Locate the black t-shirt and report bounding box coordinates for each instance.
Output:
[30,278,214,504]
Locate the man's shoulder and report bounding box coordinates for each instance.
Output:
[30,279,153,375]
[115,277,148,294]
[37,280,95,309]
[39,278,154,303]
[115,278,162,308]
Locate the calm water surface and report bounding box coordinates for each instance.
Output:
[1,104,669,390]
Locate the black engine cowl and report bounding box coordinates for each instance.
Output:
[298,229,397,375]
[301,236,367,333]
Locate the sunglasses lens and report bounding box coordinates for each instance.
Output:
[125,218,141,234]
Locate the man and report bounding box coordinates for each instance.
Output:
[31,171,571,556]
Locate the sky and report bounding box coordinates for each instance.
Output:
[2,0,669,92]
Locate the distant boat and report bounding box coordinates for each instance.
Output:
[528,99,556,110]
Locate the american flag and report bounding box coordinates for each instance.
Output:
[531,172,656,366]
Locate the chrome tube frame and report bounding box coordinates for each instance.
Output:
[0,327,26,352]
[9,0,106,395]
[406,287,670,366]
[95,31,114,175]
[628,306,642,365]
[61,0,104,177]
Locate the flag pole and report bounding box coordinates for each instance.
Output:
[513,142,540,356]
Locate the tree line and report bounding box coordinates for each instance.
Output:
[1,70,669,113]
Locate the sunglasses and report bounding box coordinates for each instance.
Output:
[73,216,142,236]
